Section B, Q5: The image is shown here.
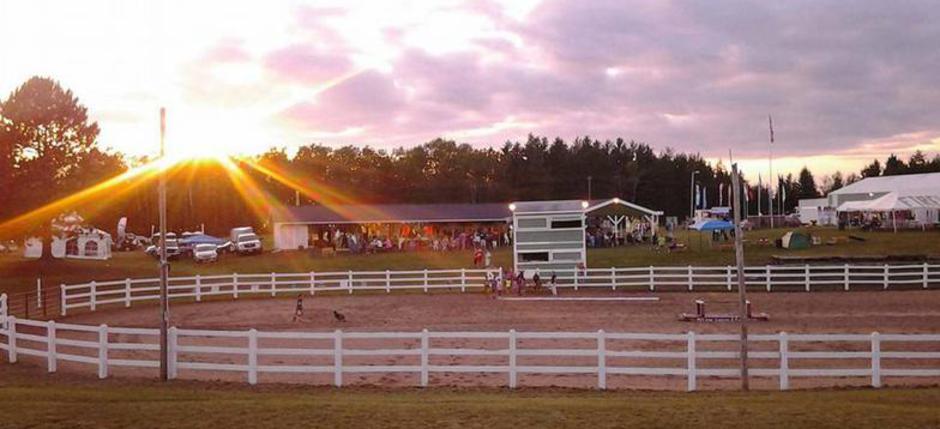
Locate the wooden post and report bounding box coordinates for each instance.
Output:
[923,263,929,289]
[804,265,811,292]
[60,285,67,316]
[731,163,749,391]
[309,272,316,296]
[233,273,239,299]
[270,272,277,297]
[98,324,108,379]
[248,329,258,385]
[90,281,97,311]
[195,275,201,302]
[649,266,655,291]
[461,268,467,293]
[125,278,132,307]
[843,264,850,291]
[333,329,343,387]
[687,265,693,291]
[779,332,789,390]
[36,278,42,309]
[420,329,429,387]
[423,269,429,293]
[597,329,607,390]
[47,320,57,373]
[168,327,178,380]
[883,264,889,290]
[386,270,392,293]
[871,332,881,388]
[726,266,733,291]
[7,317,16,363]
[508,329,517,388]
[687,331,696,392]
[765,265,772,292]
[611,267,617,290]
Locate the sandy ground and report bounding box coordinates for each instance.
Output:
[8,290,940,391]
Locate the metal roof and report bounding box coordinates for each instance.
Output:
[829,172,940,197]
[273,203,512,224]
[510,200,587,214]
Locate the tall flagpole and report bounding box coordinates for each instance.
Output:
[732,162,749,390]
[768,115,775,229]
[159,108,169,381]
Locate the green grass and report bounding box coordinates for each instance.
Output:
[0,365,937,429]
[1,227,938,294]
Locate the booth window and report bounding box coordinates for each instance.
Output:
[519,252,550,262]
[551,219,582,229]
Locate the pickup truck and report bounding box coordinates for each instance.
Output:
[234,233,262,255]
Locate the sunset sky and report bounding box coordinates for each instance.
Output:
[1,0,938,177]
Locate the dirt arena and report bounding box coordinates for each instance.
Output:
[14,289,931,391]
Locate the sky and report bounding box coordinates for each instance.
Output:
[1,0,938,178]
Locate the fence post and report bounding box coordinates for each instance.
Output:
[923,263,929,289]
[765,265,772,292]
[423,269,429,293]
[574,268,579,290]
[687,331,696,392]
[168,326,178,379]
[779,332,788,390]
[420,329,429,387]
[233,273,239,299]
[386,270,392,293]
[843,264,850,291]
[248,328,258,385]
[508,329,517,389]
[90,281,97,311]
[649,266,655,292]
[461,268,467,293]
[726,266,733,291]
[47,320,57,373]
[687,266,693,291]
[195,275,201,302]
[36,278,42,309]
[60,285,67,316]
[611,267,617,290]
[123,278,132,307]
[348,270,354,295]
[333,329,343,387]
[309,272,316,296]
[871,332,881,388]
[883,264,889,290]
[7,316,16,363]
[597,329,606,390]
[804,265,811,292]
[270,272,277,297]
[98,324,108,379]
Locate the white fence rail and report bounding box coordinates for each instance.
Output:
[57,264,940,315]
[1,300,938,390]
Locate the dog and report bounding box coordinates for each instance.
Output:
[333,310,346,322]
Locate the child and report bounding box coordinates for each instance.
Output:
[291,294,306,322]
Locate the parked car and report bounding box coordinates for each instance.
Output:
[234,233,262,255]
[145,236,182,260]
[192,243,218,263]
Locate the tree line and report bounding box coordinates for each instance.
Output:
[3,76,940,238]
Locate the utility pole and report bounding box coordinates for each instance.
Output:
[158,108,169,382]
[731,162,749,390]
[768,115,775,229]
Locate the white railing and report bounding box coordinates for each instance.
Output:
[58,264,940,315]
[1,308,938,391]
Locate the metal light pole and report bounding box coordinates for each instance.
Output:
[731,163,749,390]
[158,108,169,381]
[587,175,593,201]
[689,170,696,220]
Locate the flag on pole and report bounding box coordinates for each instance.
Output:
[769,115,774,144]
[719,183,724,206]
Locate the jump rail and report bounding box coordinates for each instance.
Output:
[1,294,938,391]
[55,264,940,316]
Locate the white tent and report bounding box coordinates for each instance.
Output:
[837,192,940,231]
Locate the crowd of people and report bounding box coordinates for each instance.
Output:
[309,224,511,254]
[483,267,559,297]
[585,217,658,247]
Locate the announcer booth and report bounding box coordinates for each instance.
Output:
[510,200,588,273]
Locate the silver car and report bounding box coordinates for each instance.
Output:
[192,243,218,263]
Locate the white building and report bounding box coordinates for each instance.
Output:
[829,172,940,228]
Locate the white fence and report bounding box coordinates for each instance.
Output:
[57,264,940,315]
[3,294,940,390]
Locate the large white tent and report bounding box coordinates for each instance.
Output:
[836,192,940,231]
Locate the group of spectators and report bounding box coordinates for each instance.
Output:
[310,226,511,254]
[586,218,657,248]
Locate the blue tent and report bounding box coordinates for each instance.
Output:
[691,220,734,231]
